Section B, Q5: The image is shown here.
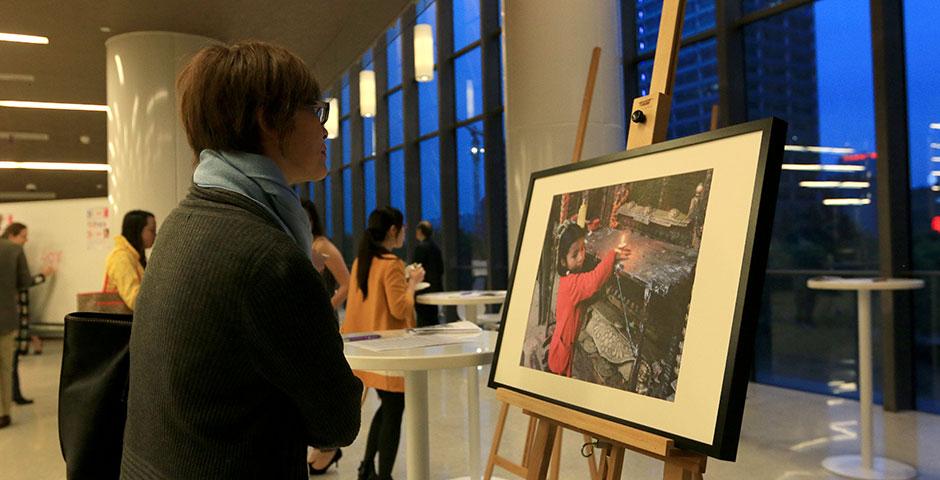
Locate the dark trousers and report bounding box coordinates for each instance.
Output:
[415,304,440,327]
[363,389,405,478]
[12,350,22,400]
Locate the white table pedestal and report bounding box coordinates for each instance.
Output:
[807,277,923,480]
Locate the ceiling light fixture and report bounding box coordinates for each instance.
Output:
[799,181,870,189]
[0,100,109,112]
[114,54,125,85]
[326,98,339,139]
[414,24,434,82]
[782,164,866,172]
[359,70,376,118]
[0,33,49,44]
[0,161,111,172]
[0,73,35,83]
[0,131,49,142]
[931,123,940,130]
[822,198,871,206]
[785,145,856,155]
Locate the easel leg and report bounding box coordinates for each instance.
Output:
[484,402,511,480]
[525,419,558,480]
[605,447,625,480]
[522,415,538,467]
[584,435,602,480]
[548,426,562,480]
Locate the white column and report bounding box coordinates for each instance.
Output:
[502,0,626,254]
[106,32,217,229]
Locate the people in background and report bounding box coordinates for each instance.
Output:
[120,41,361,479]
[0,223,54,427]
[104,210,156,311]
[342,207,425,480]
[300,199,351,475]
[411,220,444,327]
[301,199,349,310]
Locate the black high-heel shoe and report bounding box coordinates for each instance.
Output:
[308,448,342,476]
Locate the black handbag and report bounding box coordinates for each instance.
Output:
[58,311,133,480]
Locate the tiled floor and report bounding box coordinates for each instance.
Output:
[3,340,939,479]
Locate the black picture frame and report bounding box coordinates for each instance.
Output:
[488,117,787,461]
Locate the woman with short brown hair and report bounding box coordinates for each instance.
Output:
[121,41,362,479]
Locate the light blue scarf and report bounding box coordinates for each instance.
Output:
[194,149,312,260]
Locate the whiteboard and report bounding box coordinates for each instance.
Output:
[0,197,112,324]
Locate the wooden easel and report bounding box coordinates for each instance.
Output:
[485,1,708,479]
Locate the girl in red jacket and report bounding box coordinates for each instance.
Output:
[548,223,630,376]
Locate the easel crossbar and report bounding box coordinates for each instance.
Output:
[497,388,672,457]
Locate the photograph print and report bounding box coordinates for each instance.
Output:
[519,170,712,402]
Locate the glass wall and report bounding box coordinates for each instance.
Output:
[309,0,507,302]
[627,0,912,407]
[905,0,940,414]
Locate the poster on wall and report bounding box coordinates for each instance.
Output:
[489,118,786,460]
[86,206,111,250]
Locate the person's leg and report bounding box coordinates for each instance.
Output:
[375,390,405,479]
[0,330,16,421]
[359,398,385,479]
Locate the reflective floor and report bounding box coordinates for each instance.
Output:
[2,340,939,479]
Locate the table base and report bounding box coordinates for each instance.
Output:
[822,455,916,480]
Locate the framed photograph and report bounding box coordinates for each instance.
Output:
[489,118,786,460]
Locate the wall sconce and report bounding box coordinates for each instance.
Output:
[359,70,376,118]
[326,98,339,139]
[414,24,434,82]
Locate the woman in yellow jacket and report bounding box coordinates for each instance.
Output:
[104,210,156,311]
[342,207,424,480]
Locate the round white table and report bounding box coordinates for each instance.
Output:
[416,290,507,326]
[344,331,498,480]
[806,277,924,480]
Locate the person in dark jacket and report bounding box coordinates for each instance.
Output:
[411,220,445,327]
[120,41,362,479]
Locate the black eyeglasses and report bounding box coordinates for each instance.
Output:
[305,100,330,125]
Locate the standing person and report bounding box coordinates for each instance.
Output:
[342,207,425,480]
[301,199,349,310]
[0,223,53,427]
[301,199,351,475]
[411,220,444,327]
[121,41,362,479]
[104,210,156,311]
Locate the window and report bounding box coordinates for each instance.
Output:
[364,159,376,217]
[343,168,353,257]
[905,0,940,414]
[390,149,406,213]
[637,38,717,139]
[455,47,483,122]
[635,0,715,55]
[387,21,403,88]
[419,76,439,136]
[453,0,481,51]
[363,116,375,157]
[457,121,487,289]
[420,138,441,227]
[744,1,879,400]
[324,175,333,238]
[341,77,350,116]
[388,90,404,147]
[341,119,351,165]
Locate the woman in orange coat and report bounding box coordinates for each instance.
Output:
[341,206,424,480]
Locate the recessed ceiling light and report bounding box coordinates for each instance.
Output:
[25,183,37,191]
[0,33,49,45]
[0,131,49,141]
[79,135,91,144]
[100,27,111,33]
[0,161,111,172]
[0,100,109,112]
[0,73,35,83]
